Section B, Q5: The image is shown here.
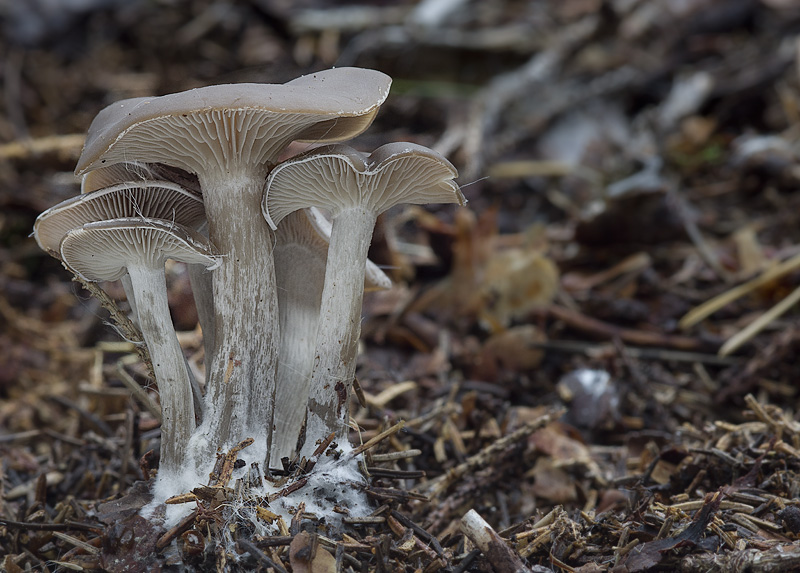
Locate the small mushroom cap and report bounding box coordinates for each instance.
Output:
[34,181,206,257]
[60,218,219,282]
[277,207,391,291]
[75,68,392,177]
[81,162,201,195]
[263,142,465,229]
[80,162,155,194]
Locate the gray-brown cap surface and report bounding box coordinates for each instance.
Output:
[75,67,392,177]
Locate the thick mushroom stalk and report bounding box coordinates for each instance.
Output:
[73,68,392,463]
[59,218,220,487]
[264,143,464,455]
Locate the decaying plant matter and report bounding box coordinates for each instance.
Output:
[32,67,462,543]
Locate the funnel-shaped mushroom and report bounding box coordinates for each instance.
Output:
[264,142,464,455]
[60,218,220,484]
[69,167,212,394]
[82,162,211,374]
[74,68,392,457]
[271,208,391,465]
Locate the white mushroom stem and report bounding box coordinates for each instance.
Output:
[302,207,376,456]
[187,264,214,352]
[122,262,196,479]
[124,268,205,425]
[120,274,140,322]
[190,171,277,461]
[271,216,327,465]
[187,220,215,382]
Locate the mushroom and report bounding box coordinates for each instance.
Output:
[271,207,391,465]
[34,180,209,420]
[34,180,206,320]
[34,180,206,256]
[263,142,464,455]
[73,68,392,460]
[59,217,220,483]
[83,162,213,373]
[80,164,213,384]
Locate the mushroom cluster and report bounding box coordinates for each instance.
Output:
[34,67,465,524]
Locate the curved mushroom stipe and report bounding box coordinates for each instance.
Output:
[60,218,219,484]
[263,142,463,456]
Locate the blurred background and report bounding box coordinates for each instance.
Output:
[4,0,800,568]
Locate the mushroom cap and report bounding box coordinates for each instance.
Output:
[75,68,392,177]
[60,218,219,282]
[276,207,391,291]
[80,162,155,194]
[81,162,202,195]
[34,181,206,257]
[263,142,465,229]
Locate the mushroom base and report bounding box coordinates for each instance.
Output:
[144,440,373,555]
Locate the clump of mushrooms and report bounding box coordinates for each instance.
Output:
[61,219,219,483]
[271,207,391,466]
[34,67,463,533]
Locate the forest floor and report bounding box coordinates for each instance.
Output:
[4,0,800,571]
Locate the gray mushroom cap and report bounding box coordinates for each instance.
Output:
[75,68,393,177]
[34,181,206,257]
[60,218,219,282]
[263,141,465,228]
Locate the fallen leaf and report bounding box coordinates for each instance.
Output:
[289,530,337,573]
